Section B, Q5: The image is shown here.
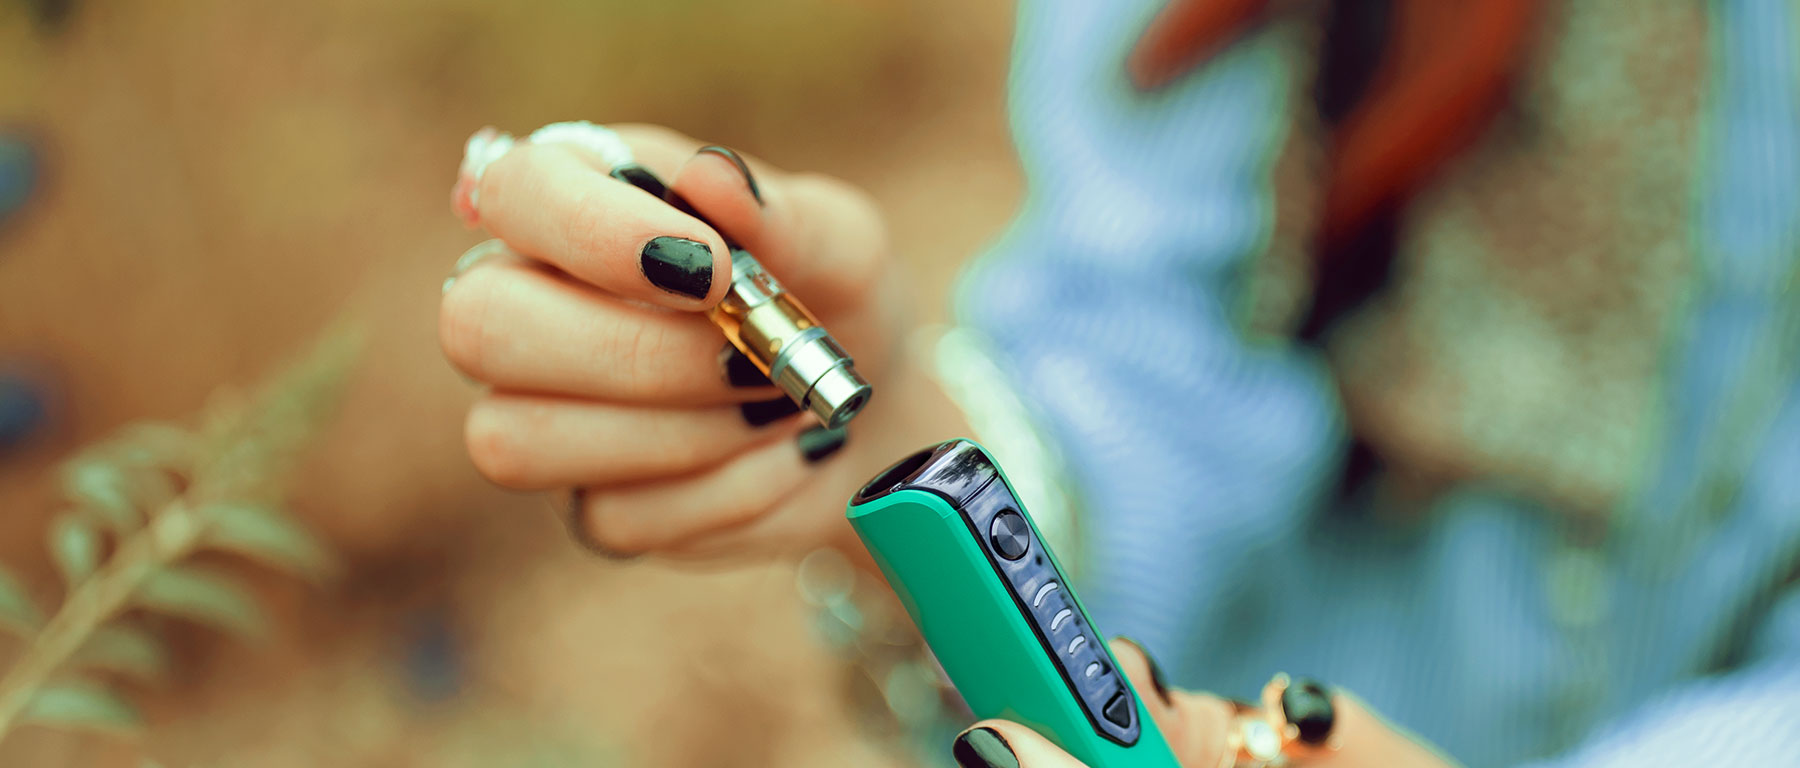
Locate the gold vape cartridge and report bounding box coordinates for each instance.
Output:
[709,247,871,429]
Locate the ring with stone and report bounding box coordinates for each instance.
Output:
[1260,673,1341,759]
[1221,674,1340,768]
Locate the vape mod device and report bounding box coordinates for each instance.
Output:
[847,439,1180,768]
[608,159,871,429]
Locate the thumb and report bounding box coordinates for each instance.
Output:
[952,722,1091,768]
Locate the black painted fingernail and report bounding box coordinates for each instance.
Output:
[640,236,714,299]
[740,396,801,427]
[697,145,763,206]
[1116,637,1173,706]
[719,344,771,388]
[1281,677,1337,746]
[610,163,670,199]
[952,727,1018,768]
[798,425,848,463]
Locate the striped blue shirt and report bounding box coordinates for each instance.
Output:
[957,1,1800,765]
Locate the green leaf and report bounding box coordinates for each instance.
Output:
[63,460,141,532]
[133,566,266,638]
[111,421,198,471]
[204,503,336,582]
[49,514,102,586]
[23,682,141,733]
[125,466,181,512]
[72,625,169,682]
[0,564,43,638]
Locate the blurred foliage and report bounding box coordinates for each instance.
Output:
[0,0,1013,764]
[0,327,359,753]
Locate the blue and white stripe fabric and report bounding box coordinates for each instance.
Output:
[955,1,1800,766]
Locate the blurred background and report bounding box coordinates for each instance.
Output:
[0,0,1019,765]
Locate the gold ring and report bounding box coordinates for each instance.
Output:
[1221,675,1342,768]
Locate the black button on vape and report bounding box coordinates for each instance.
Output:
[1102,691,1132,728]
[988,510,1031,560]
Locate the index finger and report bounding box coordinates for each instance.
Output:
[476,141,732,309]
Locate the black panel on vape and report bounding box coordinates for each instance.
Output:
[959,477,1141,746]
[854,439,997,508]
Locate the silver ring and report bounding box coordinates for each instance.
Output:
[443,239,516,295]
[528,121,636,169]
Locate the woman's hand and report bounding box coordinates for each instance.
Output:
[955,640,1458,768]
[438,123,951,561]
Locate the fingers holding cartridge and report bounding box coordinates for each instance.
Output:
[462,392,808,491]
[445,122,904,563]
[474,141,733,308]
[439,256,777,404]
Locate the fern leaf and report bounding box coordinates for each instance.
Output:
[134,566,266,638]
[23,683,141,733]
[203,503,335,583]
[0,564,43,638]
[124,466,181,514]
[71,625,169,682]
[49,514,102,586]
[110,421,198,471]
[62,460,141,532]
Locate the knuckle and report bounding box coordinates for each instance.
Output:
[588,313,692,399]
[476,143,532,211]
[438,268,504,380]
[563,188,617,275]
[620,320,681,393]
[464,401,530,488]
[713,496,774,531]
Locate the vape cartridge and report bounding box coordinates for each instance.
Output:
[708,247,871,429]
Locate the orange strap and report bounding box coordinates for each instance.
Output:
[1128,0,1542,250]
